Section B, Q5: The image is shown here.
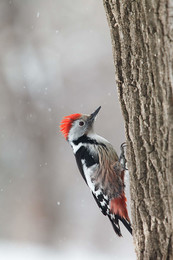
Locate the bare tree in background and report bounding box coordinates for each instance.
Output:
[103,0,173,259]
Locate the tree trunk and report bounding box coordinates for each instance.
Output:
[103,0,173,259]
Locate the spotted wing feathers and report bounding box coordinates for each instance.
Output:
[92,191,132,237]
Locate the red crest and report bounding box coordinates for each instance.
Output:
[60,113,81,140]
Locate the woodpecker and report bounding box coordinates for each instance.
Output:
[60,106,132,236]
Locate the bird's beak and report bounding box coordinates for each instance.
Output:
[88,106,101,122]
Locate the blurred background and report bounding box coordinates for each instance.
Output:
[0,0,135,259]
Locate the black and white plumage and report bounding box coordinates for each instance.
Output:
[60,106,132,236]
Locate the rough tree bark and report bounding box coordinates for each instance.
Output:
[103,0,173,259]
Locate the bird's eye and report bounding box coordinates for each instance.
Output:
[79,121,84,126]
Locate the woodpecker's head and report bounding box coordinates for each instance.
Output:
[60,106,101,141]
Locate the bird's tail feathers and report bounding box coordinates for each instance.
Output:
[120,217,132,235]
[109,214,132,236]
[108,215,122,237]
[110,194,130,221]
[110,194,132,235]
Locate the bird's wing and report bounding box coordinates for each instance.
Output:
[74,145,99,185]
[92,191,132,236]
[92,191,109,216]
[92,191,124,236]
[74,144,132,236]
